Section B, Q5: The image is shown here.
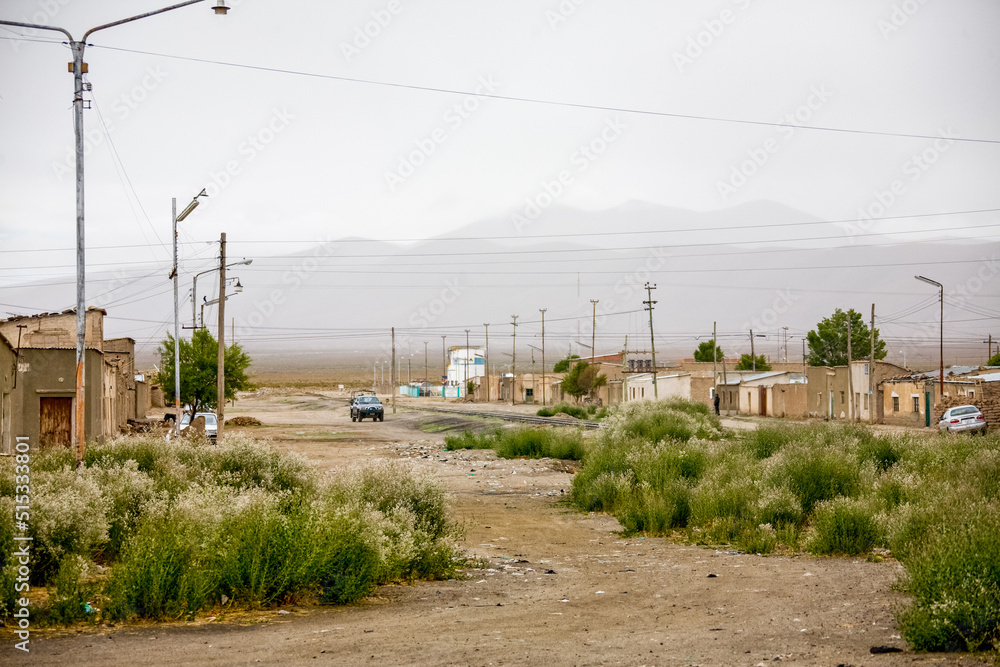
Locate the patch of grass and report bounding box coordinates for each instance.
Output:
[807,498,881,556]
[536,403,590,419]
[444,427,586,461]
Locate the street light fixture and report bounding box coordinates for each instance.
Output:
[915,275,944,397]
[0,0,231,468]
[172,189,208,435]
[191,258,252,328]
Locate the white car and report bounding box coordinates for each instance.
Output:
[179,412,218,440]
[937,405,987,435]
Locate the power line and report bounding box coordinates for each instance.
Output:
[91,44,1000,145]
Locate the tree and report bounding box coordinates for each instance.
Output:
[806,308,886,366]
[989,352,1000,367]
[553,354,581,373]
[734,354,770,371]
[157,329,253,417]
[693,340,724,363]
[560,361,607,400]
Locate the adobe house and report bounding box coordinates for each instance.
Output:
[0,308,132,447]
[0,333,19,454]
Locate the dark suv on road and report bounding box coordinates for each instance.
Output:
[351,395,384,422]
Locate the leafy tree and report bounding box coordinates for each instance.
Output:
[693,340,724,363]
[806,308,886,366]
[561,362,607,399]
[734,354,771,371]
[157,329,253,417]
[553,354,581,374]
[989,352,1000,367]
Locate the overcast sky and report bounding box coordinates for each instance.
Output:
[1,1,998,362]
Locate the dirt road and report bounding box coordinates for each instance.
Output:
[14,391,989,666]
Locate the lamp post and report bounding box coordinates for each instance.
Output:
[538,309,546,406]
[192,259,252,328]
[171,191,206,435]
[1,0,231,468]
[915,275,944,397]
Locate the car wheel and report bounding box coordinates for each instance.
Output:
[378,415,384,422]
[351,414,357,422]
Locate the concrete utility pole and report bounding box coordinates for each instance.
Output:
[590,299,599,362]
[870,304,876,424]
[915,275,945,398]
[846,318,854,421]
[713,322,718,401]
[171,191,207,436]
[441,335,447,388]
[464,329,470,398]
[511,315,519,405]
[782,326,789,362]
[483,323,490,401]
[538,309,546,406]
[644,283,658,399]
[750,329,757,372]
[424,341,428,384]
[216,233,227,442]
[392,327,396,414]
[0,0,232,469]
[622,335,629,401]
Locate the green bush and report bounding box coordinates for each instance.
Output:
[536,403,590,419]
[445,427,586,461]
[807,498,881,555]
[772,446,860,515]
[741,423,799,460]
[897,502,1000,652]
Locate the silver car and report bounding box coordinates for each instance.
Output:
[179,412,218,440]
[938,405,987,435]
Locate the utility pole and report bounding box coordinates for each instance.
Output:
[464,329,470,399]
[441,335,447,389]
[846,318,854,421]
[511,315,519,405]
[713,321,718,402]
[216,232,227,442]
[750,329,757,372]
[172,198,180,437]
[622,335,629,401]
[373,363,376,392]
[424,341,428,384]
[538,309,546,406]
[392,327,396,414]
[407,358,411,385]
[590,299,599,362]
[802,339,806,376]
[870,304,876,424]
[644,283,658,399]
[782,326,789,362]
[483,323,490,402]
[987,335,993,365]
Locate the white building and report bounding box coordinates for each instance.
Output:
[447,346,485,386]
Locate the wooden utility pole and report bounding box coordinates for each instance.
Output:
[643,283,658,399]
[216,232,227,442]
[622,335,629,401]
[391,327,396,414]
[750,329,757,372]
[869,304,876,424]
[846,318,854,421]
[511,315,519,405]
[464,329,470,398]
[441,335,446,388]
[424,341,428,384]
[538,310,546,406]
[590,299,599,362]
[483,324,490,401]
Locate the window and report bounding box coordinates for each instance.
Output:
[864,393,869,410]
[840,391,845,404]
[968,390,975,399]
[913,396,920,413]
[893,396,899,412]
[855,393,860,409]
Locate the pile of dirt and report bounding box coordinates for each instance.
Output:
[226,415,263,427]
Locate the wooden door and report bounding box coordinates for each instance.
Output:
[759,387,768,416]
[40,397,72,448]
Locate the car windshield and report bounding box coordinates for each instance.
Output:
[951,406,978,416]
[357,397,380,404]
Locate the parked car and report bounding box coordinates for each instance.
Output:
[179,411,218,440]
[351,395,384,422]
[937,405,987,435]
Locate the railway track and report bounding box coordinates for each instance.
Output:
[412,405,603,430]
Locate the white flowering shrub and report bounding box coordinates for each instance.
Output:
[30,470,109,581]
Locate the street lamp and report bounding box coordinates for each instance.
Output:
[191,258,252,328]
[0,1,231,468]
[171,189,207,435]
[915,275,944,397]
